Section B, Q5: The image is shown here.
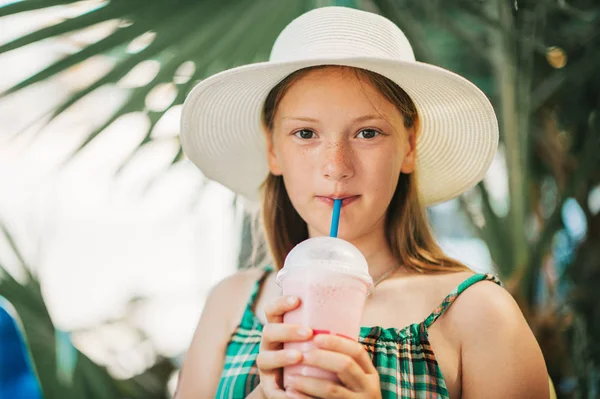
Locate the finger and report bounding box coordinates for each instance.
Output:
[264,295,301,323]
[261,323,313,350]
[286,375,353,399]
[256,349,303,371]
[259,374,291,399]
[258,372,292,399]
[301,349,364,391]
[314,334,377,374]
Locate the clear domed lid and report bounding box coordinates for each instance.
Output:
[276,237,373,287]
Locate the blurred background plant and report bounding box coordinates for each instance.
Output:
[1,224,175,398]
[0,0,598,398]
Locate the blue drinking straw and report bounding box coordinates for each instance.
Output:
[330,199,342,237]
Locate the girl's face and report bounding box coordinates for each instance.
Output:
[267,68,416,241]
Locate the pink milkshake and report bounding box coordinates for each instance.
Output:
[276,237,373,385]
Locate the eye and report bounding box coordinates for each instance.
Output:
[294,129,316,139]
[356,129,380,139]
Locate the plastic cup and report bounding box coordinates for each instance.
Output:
[276,236,373,385]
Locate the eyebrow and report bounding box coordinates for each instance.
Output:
[280,115,387,123]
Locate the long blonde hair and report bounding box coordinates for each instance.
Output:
[249,65,470,274]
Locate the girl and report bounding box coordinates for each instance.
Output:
[175,6,549,399]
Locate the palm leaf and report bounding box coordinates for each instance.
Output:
[0,0,81,18]
[4,0,308,165]
[0,223,62,398]
[0,1,138,54]
[64,0,265,158]
[1,1,168,96]
[0,221,176,398]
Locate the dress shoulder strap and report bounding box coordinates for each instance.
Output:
[423,273,502,330]
[247,265,274,310]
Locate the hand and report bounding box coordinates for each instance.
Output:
[285,333,382,399]
[256,295,314,399]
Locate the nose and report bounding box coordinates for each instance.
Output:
[320,141,354,181]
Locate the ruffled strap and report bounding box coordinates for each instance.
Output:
[246,265,274,313]
[423,273,503,330]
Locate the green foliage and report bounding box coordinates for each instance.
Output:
[0,224,175,398]
[0,0,310,164]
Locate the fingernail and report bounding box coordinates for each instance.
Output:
[313,334,326,344]
[297,327,311,337]
[286,350,301,361]
[287,296,297,305]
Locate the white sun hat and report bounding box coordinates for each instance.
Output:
[180,6,498,206]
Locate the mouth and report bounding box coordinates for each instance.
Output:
[315,195,361,207]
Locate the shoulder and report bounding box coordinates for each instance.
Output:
[450,274,518,329]
[207,267,267,330]
[447,275,549,398]
[174,267,266,398]
[446,275,530,345]
[209,267,265,300]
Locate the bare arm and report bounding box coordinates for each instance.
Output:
[174,269,261,398]
[458,282,549,398]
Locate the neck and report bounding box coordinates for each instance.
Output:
[308,223,399,279]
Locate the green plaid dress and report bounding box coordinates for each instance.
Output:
[216,267,502,398]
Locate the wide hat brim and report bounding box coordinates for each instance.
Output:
[180,56,498,206]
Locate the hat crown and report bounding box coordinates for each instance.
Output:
[270,7,416,63]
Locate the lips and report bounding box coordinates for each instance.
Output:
[316,195,360,206]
